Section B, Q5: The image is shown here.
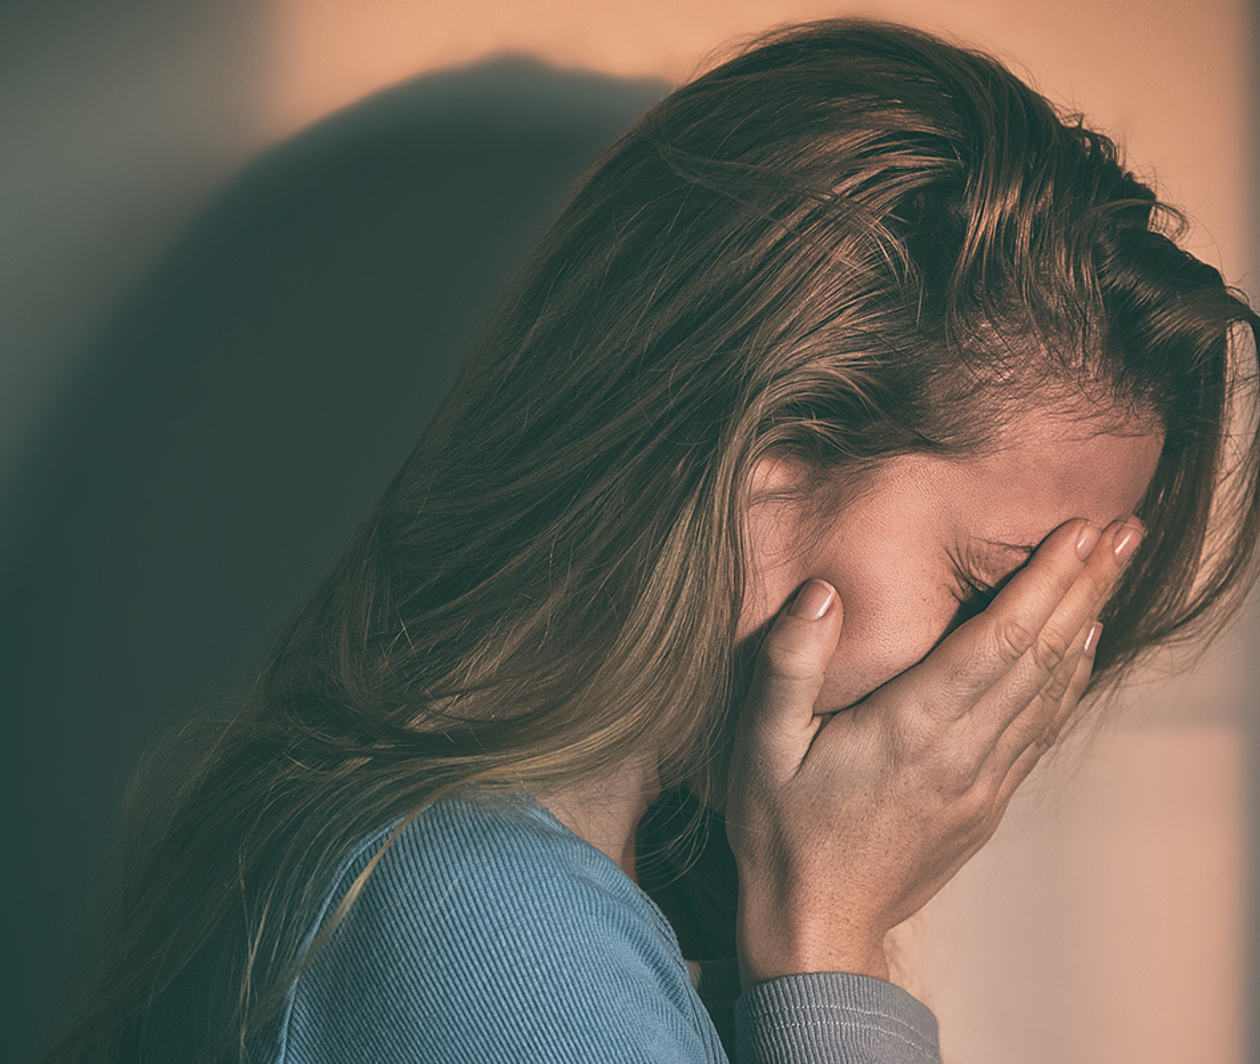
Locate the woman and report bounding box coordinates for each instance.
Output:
[42,16,1260,1064]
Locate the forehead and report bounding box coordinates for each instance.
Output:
[884,410,1165,548]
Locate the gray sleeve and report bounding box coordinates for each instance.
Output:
[734,972,942,1064]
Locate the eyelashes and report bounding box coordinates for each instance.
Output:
[948,546,1014,622]
[953,571,1000,620]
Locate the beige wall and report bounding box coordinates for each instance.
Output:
[267,0,1252,288]
[261,3,1255,1062]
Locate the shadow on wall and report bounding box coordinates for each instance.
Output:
[1,55,668,1060]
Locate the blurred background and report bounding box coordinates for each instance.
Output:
[2,1,1257,1062]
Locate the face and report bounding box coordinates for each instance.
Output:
[736,409,1165,716]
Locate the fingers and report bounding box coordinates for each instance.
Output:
[882,518,1098,720]
[733,579,845,785]
[1036,621,1102,750]
[987,615,1098,816]
[897,516,1139,734]
[965,519,1138,739]
[979,618,1100,802]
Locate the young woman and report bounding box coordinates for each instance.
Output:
[42,16,1260,1064]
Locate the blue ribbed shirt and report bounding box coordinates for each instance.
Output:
[269,792,942,1063]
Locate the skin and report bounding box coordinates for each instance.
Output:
[542,406,1164,886]
[737,409,1165,717]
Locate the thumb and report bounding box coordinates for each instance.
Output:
[736,578,844,785]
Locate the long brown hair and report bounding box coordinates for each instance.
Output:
[43,17,1260,1062]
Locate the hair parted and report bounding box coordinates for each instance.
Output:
[43,17,1260,1062]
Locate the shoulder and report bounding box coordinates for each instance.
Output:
[330,793,682,961]
[388,793,647,911]
[275,793,723,1064]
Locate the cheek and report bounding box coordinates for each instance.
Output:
[734,509,965,709]
[812,578,966,713]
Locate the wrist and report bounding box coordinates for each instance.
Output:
[735,901,890,988]
[737,942,891,989]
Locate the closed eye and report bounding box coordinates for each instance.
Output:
[952,572,1001,621]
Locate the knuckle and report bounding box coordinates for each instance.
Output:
[936,743,981,798]
[994,616,1037,663]
[955,781,996,826]
[976,769,1009,815]
[1030,629,1072,673]
[890,710,936,761]
[950,765,983,802]
[1040,669,1073,705]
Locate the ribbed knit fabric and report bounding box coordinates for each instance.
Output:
[735,972,941,1064]
[269,792,942,1064]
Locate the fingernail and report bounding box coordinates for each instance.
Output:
[1113,523,1144,564]
[1084,621,1102,656]
[790,579,835,620]
[1075,522,1102,560]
